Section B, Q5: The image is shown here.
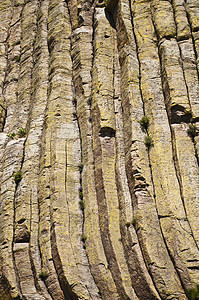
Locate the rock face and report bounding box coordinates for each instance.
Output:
[0,0,199,299]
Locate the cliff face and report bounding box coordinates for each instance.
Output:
[0,0,199,299]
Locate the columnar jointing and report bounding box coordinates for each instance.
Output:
[0,0,199,299]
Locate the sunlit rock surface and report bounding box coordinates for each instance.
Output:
[0,0,199,299]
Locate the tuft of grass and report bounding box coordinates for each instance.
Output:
[7,132,16,139]
[144,135,153,149]
[187,124,198,140]
[14,55,20,62]
[79,191,83,200]
[14,171,22,184]
[39,271,48,281]
[17,128,27,138]
[185,284,199,300]
[139,116,149,132]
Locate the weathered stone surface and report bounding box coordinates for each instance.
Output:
[0,0,199,299]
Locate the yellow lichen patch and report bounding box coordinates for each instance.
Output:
[173,124,199,246]
[151,0,176,39]
[179,39,199,117]
[172,0,191,40]
[160,39,190,110]
[186,1,199,32]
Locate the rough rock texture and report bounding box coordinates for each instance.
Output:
[0,0,199,299]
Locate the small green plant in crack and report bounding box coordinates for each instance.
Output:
[144,135,153,149]
[14,55,20,62]
[185,284,199,300]
[79,191,83,200]
[81,235,87,243]
[17,127,27,138]
[139,116,149,132]
[39,271,48,281]
[79,200,85,212]
[14,171,22,185]
[7,132,16,139]
[187,124,198,141]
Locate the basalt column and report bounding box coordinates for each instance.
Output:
[0,0,199,299]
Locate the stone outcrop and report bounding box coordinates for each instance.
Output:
[0,0,199,299]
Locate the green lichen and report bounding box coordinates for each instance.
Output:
[39,271,48,281]
[139,116,149,132]
[14,171,22,184]
[185,284,199,300]
[17,128,27,138]
[144,135,153,149]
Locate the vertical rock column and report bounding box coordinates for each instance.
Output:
[70,0,119,299]
[149,0,199,279]
[112,26,161,300]
[39,0,99,299]
[131,0,199,291]
[92,6,137,300]
[0,0,27,298]
[114,0,186,297]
